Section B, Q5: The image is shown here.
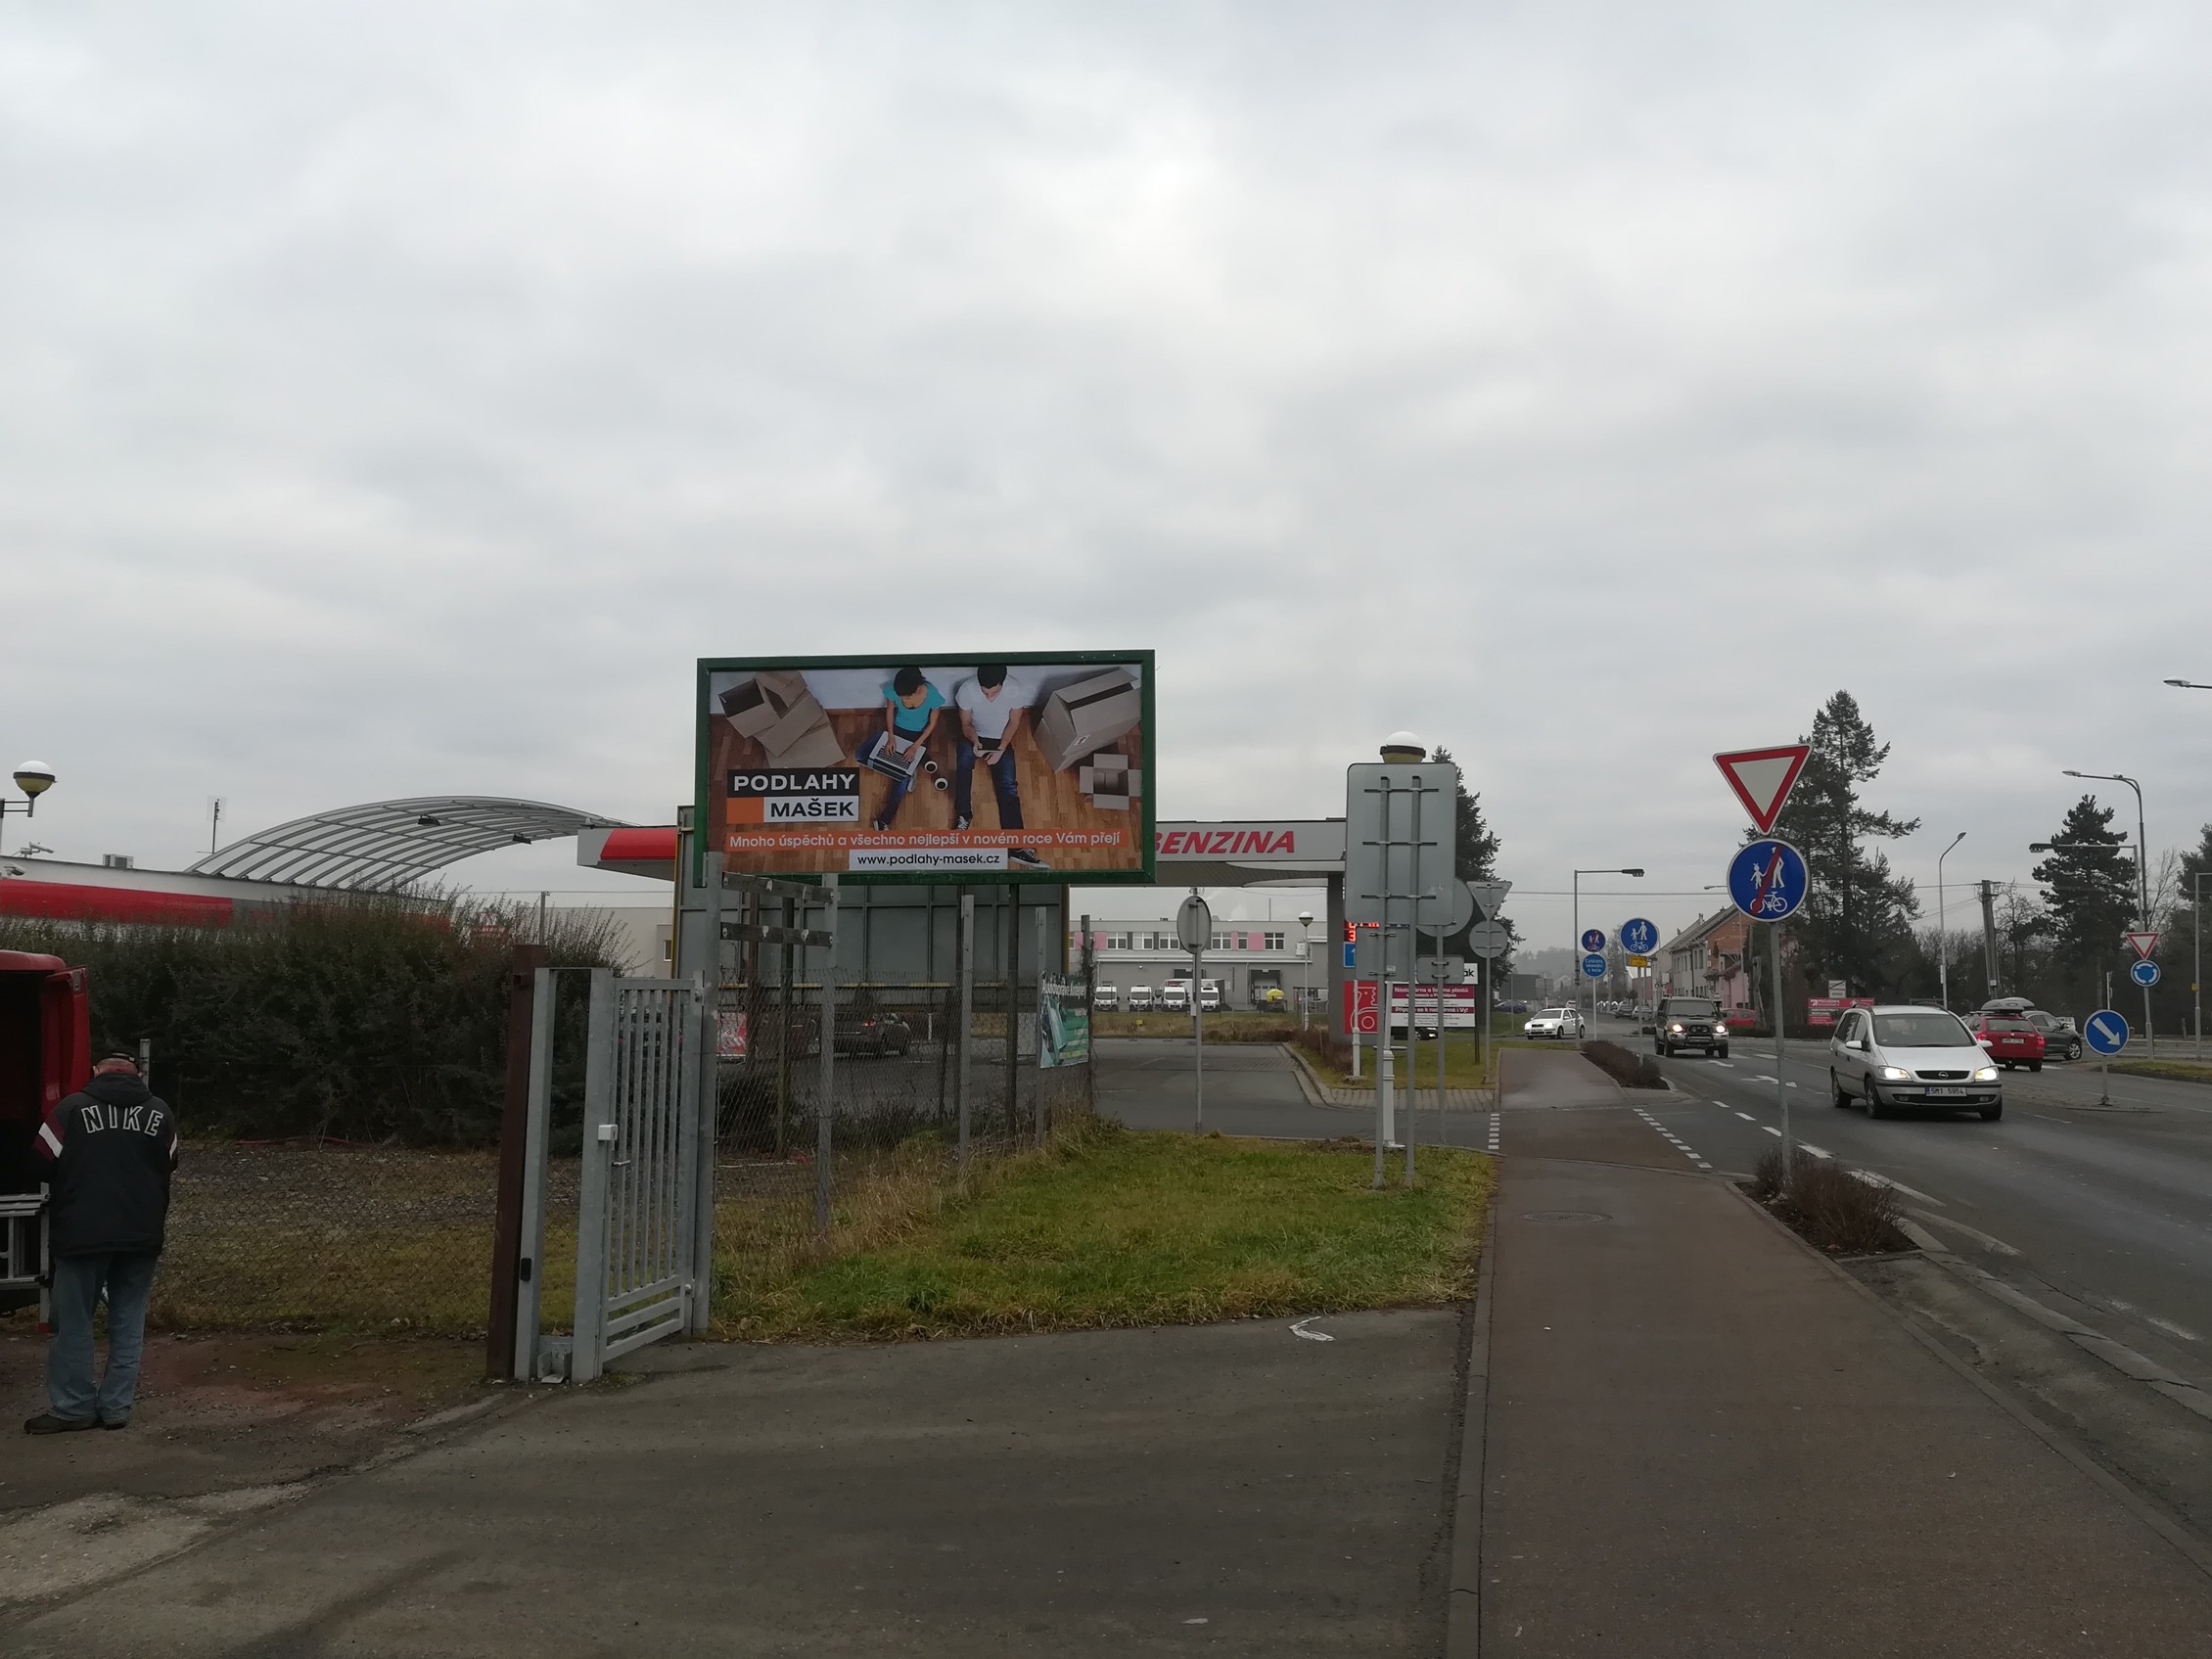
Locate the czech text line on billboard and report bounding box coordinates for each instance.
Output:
[699,655,1155,880]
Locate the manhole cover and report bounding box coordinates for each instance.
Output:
[1521,1210,1610,1224]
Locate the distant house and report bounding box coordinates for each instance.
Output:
[1657,910,1753,1014]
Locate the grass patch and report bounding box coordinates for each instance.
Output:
[712,1122,1491,1340]
[1093,1010,1300,1041]
[2108,1059,2212,1086]
[1298,1032,1497,1091]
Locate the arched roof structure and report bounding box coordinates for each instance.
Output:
[190,797,623,891]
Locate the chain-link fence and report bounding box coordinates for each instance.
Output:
[704,937,1096,1334]
[7,937,1098,1342]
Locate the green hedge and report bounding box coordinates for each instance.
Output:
[1,896,626,1146]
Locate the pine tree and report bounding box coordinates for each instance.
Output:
[1766,691,1921,995]
[2032,797,2135,1000]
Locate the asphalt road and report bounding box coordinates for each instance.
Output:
[1609,1013,2212,1401]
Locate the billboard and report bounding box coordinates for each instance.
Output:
[697,653,1155,883]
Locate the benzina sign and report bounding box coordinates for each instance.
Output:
[1157,827,1299,856]
[697,652,1156,884]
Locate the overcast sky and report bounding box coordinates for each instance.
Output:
[6,2,2211,949]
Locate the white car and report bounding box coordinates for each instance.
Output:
[1160,982,1192,1013]
[1829,1004,2004,1121]
[1523,1007,1585,1040]
[1126,985,1155,1011]
[1092,985,1120,1012]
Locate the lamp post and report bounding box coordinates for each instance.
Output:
[1297,909,1315,1031]
[0,762,58,854]
[2063,769,2153,1056]
[1935,832,1966,1011]
[1573,867,1644,1037]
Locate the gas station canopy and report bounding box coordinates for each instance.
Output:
[193,797,623,891]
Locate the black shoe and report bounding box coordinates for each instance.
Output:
[98,1416,129,1431]
[23,1412,96,1436]
[1008,849,1047,870]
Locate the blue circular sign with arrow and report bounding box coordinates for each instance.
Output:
[2130,958,2161,989]
[1619,917,1659,955]
[1582,952,1608,979]
[1728,839,1809,922]
[2083,1009,2129,1055]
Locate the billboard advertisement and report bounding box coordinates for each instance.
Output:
[697,653,1155,883]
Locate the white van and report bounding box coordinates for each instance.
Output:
[1092,984,1120,1012]
[1126,985,1155,1011]
[1160,981,1192,1013]
[1198,981,1223,1012]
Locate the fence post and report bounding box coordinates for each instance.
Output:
[1034,904,1048,1146]
[1082,912,1095,1122]
[1003,886,1019,1141]
[572,969,617,1384]
[513,965,557,1379]
[486,944,544,1382]
[816,877,838,1238]
[956,890,975,1171]
[690,856,722,1334]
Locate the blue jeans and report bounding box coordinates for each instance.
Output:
[857,729,925,825]
[46,1251,160,1423]
[954,739,1024,830]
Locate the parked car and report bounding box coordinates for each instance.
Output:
[1652,996,1729,1058]
[1160,981,1192,1013]
[1198,980,1223,1012]
[1092,985,1121,1012]
[835,1011,912,1057]
[1829,1004,2003,1120]
[1964,1010,2045,1071]
[1523,1007,1585,1040]
[1126,985,1155,1011]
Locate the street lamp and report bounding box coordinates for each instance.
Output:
[2163,678,2212,691]
[0,762,57,854]
[2062,769,2154,1055]
[1297,909,1315,1031]
[1935,832,1966,1011]
[1573,866,1644,1033]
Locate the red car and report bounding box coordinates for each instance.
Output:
[1966,1011,2045,1072]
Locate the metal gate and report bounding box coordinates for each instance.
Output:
[516,969,711,1383]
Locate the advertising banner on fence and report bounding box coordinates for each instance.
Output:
[1038,974,1091,1068]
[1806,996,1874,1028]
[698,653,1156,883]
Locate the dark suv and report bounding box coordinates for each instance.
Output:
[1653,995,1730,1058]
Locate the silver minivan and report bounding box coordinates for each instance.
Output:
[1828,1004,2003,1121]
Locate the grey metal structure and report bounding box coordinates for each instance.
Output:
[191,796,621,890]
[515,967,712,1384]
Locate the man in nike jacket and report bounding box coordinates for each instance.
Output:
[24,1053,178,1434]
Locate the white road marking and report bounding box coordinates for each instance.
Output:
[1849,1169,1943,1206]
[1753,1074,1779,1083]
[1762,1126,1780,1136]
[1713,1061,1735,1068]
[1799,1144,1832,1160]
[2146,1315,2201,1344]
[1908,1211,2022,1257]
[1290,1317,1334,1343]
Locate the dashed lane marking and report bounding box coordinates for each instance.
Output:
[1631,1106,1712,1171]
[1735,1112,1757,1121]
[1485,1112,1500,1154]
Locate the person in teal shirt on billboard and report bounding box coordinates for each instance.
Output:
[861,666,945,829]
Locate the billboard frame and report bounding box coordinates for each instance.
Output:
[693,650,1157,889]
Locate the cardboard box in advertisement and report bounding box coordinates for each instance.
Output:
[698,653,1155,884]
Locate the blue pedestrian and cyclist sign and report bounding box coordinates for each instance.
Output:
[2129,959,2161,989]
[2083,1009,2129,1055]
[1727,839,1809,922]
[1619,917,1659,956]
[1582,952,1608,979]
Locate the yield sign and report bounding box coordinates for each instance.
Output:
[1714,744,1812,834]
[2126,931,2161,961]
[1465,879,1512,921]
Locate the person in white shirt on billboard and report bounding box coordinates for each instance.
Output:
[953,665,1044,870]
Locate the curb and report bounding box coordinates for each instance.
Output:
[1444,1201,1498,1657]
[1723,1181,2212,1585]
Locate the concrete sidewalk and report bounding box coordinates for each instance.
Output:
[12,1311,1466,1657]
[1474,1149,2212,1655]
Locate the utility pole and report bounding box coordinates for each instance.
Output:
[1978,880,2001,1001]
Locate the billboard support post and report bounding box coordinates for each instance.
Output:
[956,890,974,1172]
[1405,780,1422,1187]
[1082,913,1096,1122]
[1003,887,1018,1143]
[776,899,793,1159]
